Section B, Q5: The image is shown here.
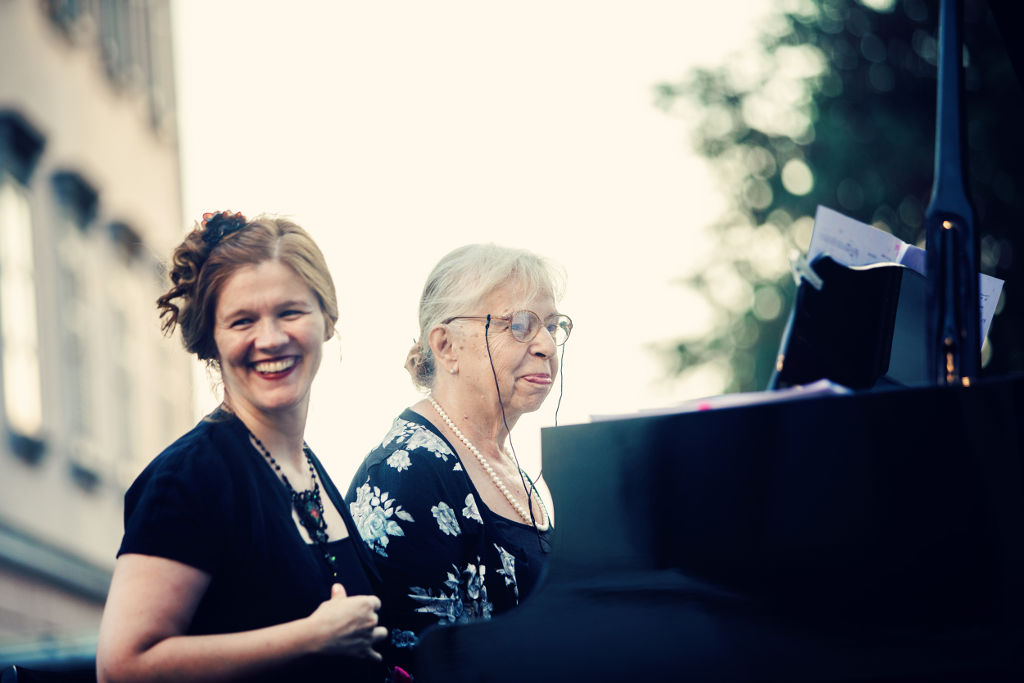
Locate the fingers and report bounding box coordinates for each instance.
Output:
[330,584,381,614]
[335,625,388,661]
[365,627,389,661]
[337,587,380,616]
[326,591,380,631]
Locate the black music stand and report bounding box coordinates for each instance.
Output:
[769,256,929,390]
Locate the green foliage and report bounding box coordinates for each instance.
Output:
[657,0,1024,392]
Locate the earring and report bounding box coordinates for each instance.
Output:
[449,367,456,375]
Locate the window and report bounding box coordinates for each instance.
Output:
[44,0,177,134]
[141,0,177,134]
[0,111,46,461]
[52,171,102,484]
[104,237,137,488]
[0,179,43,441]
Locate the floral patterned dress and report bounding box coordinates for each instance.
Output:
[345,409,552,678]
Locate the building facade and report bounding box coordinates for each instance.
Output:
[0,0,192,662]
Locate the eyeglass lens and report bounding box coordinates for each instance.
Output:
[508,311,572,345]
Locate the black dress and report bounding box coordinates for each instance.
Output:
[119,410,384,681]
[345,409,552,678]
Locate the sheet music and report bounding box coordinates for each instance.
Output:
[589,379,852,422]
[977,276,1003,340]
[808,206,906,266]
[808,205,1004,340]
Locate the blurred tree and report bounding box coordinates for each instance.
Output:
[656,0,1023,392]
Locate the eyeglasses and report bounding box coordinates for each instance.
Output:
[443,311,573,346]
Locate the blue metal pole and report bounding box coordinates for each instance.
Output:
[924,0,980,385]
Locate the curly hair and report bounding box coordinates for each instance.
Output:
[156,213,339,363]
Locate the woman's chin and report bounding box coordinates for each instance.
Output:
[511,392,553,416]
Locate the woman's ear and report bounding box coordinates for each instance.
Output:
[428,324,457,370]
[322,305,336,342]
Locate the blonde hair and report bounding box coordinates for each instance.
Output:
[157,214,338,362]
[406,243,564,388]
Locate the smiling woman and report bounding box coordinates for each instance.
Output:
[95,212,388,683]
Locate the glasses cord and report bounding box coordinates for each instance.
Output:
[554,344,565,427]
[526,343,565,508]
[484,316,547,550]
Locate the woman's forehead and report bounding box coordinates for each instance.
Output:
[479,282,556,313]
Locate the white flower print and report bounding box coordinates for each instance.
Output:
[432,501,461,536]
[348,481,414,557]
[462,493,483,524]
[409,558,493,623]
[405,428,454,460]
[379,418,415,449]
[453,461,463,472]
[494,543,519,601]
[380,417,454,461]
[386,449,412,472]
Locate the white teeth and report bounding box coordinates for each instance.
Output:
[253,358,296,374]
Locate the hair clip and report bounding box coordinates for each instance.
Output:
[201,210,247,246]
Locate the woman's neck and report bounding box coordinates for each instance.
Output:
[225,400,308,467]
[425,387,518,454]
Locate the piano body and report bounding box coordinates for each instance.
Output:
[417,376,1024,680]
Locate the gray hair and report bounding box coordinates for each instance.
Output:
[405,243,565,389]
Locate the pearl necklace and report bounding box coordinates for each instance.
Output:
[428,396,549,530]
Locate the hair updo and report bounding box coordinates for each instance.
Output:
[157,212,339,363]
[406,243,565,389]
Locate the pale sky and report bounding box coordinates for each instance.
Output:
[172,1,773,481]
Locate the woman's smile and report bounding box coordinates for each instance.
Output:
[251,356,300,377]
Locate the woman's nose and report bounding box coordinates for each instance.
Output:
[532,326,557,357]
[255,319,288,349]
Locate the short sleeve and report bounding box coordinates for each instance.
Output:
[119,441,235,575]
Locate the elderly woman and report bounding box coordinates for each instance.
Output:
[97,212,386,682]
[345,243,571,677]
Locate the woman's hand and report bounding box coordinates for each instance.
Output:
[307,583,388,660]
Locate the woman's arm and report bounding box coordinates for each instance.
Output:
[96,554,386,683]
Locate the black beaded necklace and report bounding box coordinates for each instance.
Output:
[247,430,340,580]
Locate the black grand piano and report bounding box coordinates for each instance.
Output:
[415,0,1024,679]
[418,376,1024,681]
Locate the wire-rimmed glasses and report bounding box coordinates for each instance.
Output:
[443,310,573,346]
